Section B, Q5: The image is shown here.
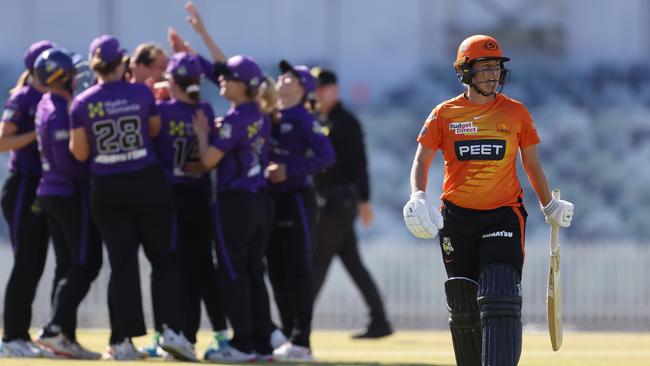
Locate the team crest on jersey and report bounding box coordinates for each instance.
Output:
[449,121,478,135]
[1,109,16,121]
[442,237,454,255]
[218,122,232,139]
[496,122,511,133]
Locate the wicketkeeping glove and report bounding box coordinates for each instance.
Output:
[541,196,574,228]
[403,191,444,239]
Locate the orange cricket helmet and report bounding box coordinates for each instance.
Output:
[453,35,510,87]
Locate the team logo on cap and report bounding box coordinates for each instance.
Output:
[485,41,498,50]
[176,66,187,77]
[45,60,58,72]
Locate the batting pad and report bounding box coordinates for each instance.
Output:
[478,263,522,366]
[445,277,482,366]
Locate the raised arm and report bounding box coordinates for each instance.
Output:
[185,1,227,63]
[192,108,224,169]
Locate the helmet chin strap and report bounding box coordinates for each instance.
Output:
[470,82,497,97]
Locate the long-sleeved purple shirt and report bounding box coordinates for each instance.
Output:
[268,105,335,194]
[36,92,89,196]
[1,85,44,176]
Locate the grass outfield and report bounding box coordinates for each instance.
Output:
[1,330,649,365]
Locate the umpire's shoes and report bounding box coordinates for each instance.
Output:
[352,320,394,339]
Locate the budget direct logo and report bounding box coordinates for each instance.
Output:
[454,139,506,161]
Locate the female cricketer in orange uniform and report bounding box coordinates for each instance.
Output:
[403,35,574,366]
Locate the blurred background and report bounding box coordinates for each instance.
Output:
[0,0,648,331]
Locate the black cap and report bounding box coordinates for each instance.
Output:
[311,67,337,86]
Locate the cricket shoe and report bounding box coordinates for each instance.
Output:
[103,338,147,360]
[272,342,313,361]
[203,331,229,360]
[36,332,97,359]
[351,320,394,339]
[204,344,256,362]
[139,331,162,357]
[0,339,44,358]
[254,351,275,362]
[159,326,197,362]
[270,329,288,350]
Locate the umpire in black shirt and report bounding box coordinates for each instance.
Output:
[311,68,392,339]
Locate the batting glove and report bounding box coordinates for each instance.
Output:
[542,196,574,228]
[403,191,444,239]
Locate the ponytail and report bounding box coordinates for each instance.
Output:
[90,53,123,76]
[9,70,30,95]
[174,77,201,102]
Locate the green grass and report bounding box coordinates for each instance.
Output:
[2,330,649,365]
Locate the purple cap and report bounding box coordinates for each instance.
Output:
[167,52,202,80]
[279,59,317,98]
[88,35,126,64]
[24,40,55,70]
[224,55,263,87]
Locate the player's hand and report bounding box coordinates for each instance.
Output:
[168,27,195,54]
[184,161,205,177]
[267,162,287,183]
[192,109,210,139]
[542,196,574,228]
[403,191,443,239]
[358,201,374,228]
[185,1,207,35]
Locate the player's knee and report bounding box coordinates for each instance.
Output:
[445,278,480,328]
[478,263,522,320]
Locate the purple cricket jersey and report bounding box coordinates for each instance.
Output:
[1,85,44,175]
[256,114,273,190]
[35,93,89,196]
[210,102,265,193]
[69,80,159,174]
[268,105,335,194]
[154,99,215,185]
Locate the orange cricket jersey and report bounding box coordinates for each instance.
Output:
[417,93,540,210]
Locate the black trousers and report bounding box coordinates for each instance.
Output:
[266,187,317,348]
[0,173,58,342]
[214,191,273,354]
[438,200,527,281]
[40,191,103,341]
[312,195,388,324]
[90,165,183,344]
[172,183,226,344]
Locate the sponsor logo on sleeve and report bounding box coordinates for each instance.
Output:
[54,130,70,141]
[1,109,16,121]
[218,123,232,139]
[454,139,506,161]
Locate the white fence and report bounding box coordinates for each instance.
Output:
[1,239,648,332]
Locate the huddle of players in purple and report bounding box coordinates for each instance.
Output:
[0,13,335,362]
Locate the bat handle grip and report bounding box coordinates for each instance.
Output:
[550,189,561,253]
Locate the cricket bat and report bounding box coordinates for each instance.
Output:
[547,188,562,351]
